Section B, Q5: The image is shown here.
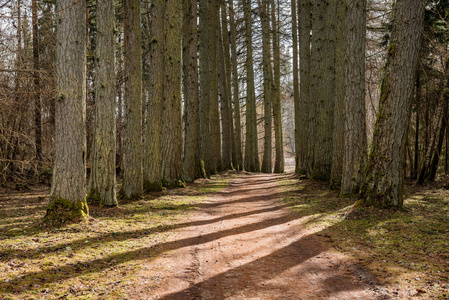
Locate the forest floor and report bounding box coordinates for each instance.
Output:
[0,160,448,299]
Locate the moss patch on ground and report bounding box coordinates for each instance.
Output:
[279,174,449,299]
[0,173,232,299]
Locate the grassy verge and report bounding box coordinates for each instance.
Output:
[0,173,231,299]
[279,174,449,299]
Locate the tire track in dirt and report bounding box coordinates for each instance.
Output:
[132,172,389,299]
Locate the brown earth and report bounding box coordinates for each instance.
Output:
[129,170,390,300]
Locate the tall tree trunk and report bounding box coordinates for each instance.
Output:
[46,0,88,222]
[418,60,449,183]
[298,0,311,175]
[309,0,337,180]
[162,0,184,187]
[413,72,421,179]
[88,0,117,207]
[198,0,212,178]
[145,0,164,192]
[31,0,42,170]
[244,0,260,172]
[122,0,143,198]
[209,0,222,173]
[229,0,243,171]
[291,0,300,173]
[360,0,425,208]
[272,0,284,173]
[221,2,237,171]
[219,8,233,171]
[330,0,346,189]
[429,99,448,181]
[260,0,273,173]
[341,0,367,194]
[183,0,199,183]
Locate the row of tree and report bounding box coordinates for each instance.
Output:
[292,0,449,208]
[44,0,288,222]
[0,0,448,221]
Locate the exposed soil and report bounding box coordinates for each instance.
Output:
[130,171,389,299]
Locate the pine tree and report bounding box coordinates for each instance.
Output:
[198,0,212,178]
[360,0,425,207]
[261,0,273,173]
[244,0,260,172]
[209,0,222,173]
[122,0,143,199]
[271,0,284,173]
[45,0,88,222]
[183,0,199,183]
[145,0,164,192]
[229,0,243,171]
[341,0,367,194]
[162,0,184,187]
[291,0,300,173]
[308,0,337,180]
[298,0,311,175]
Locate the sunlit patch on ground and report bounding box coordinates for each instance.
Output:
[280,175,449,299]
[0,174,232,299]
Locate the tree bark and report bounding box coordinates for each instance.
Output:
[88,0,117,207]
[244,0,260,172]
[229,0,243,171]
[260,0,273,174]
[221,2,237,171]
[219,8,233,171]
[31,0,42,170]
[360,0,425,208]
[272,0,284,173]
[162,0,184,187]
[309,0,337,180]
[209,0,222,173]
[291,0,300,173]
[122,0,143,198]
[413,72,421,180]
[341,0,367,194]
[145,0,164,192]
[46,0,88,222]
[183,0,199,183]
[198,0,212,178]
[298,0,311,175]
[330,0,346,189]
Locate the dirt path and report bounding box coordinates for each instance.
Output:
[131,172,388,299]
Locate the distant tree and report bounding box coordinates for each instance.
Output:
[271,0,284,174]
[198,0,212,178]
[45,0,88,222]
[261,0,273,174]
[219,6,233,171]
[330,0,346,189]
[31,0,42,169]
[244,0,260,172]
[229,0,243,171]
[122,0,143,198]
[360,0,425,207]
[298,0,311,175]
[209,0,222,173]
[291,0,300,173]
[183,0,199,183]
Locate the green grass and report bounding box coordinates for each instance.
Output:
[280,174,449,299]
[0,174,231,299]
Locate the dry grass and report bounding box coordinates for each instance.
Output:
[280,174,449,299]
[0,174,231,299]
